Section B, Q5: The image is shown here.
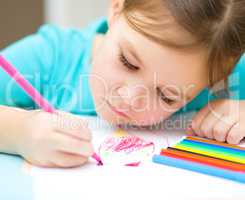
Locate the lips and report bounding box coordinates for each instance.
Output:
[106,101,131,119]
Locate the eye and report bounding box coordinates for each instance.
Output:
[157,87,175,105]
[119,52,140,71]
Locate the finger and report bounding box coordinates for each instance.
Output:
[213,115,237,142]
[227,123,245,144]
[25,159,55,168]
[191,106,211,137]
[199,112,221,139]
[52,152,88,168]
[53,131,94,157]
[52,111,91,141]
[186,124,196,136]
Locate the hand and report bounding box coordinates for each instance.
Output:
[17,110,94,168]
[189,99,245,144]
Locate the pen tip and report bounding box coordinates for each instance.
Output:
[92,153,103,166]
[97,160,103,166]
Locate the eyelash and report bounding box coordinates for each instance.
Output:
[157,88,175,105]
[118,52,175,105]
[119,52,140,71]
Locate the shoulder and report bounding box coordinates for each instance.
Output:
[37,17,108,44]
[233,54,245,73]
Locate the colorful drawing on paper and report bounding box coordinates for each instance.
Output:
[99,129,155,166]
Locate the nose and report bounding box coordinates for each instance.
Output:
[117,85,147,110]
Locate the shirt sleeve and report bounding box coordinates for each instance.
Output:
[178,53,245,114]
[228,54,245,99]
[0,25,63,109]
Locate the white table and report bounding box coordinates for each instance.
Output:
[26,115,245,200]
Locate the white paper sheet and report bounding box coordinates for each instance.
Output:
[25,115,245,200]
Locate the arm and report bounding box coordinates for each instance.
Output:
[0,25,94,167]
[0,105,28,154]
[0,25,56,154]
[190,54,245,144]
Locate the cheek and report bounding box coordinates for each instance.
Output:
[90,49,124,104]
[132,106,175,126]
[91,48,128,95]
[134,96,187,125]
[92,44,121,79]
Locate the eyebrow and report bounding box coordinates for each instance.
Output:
[140,29,201,52]
[160,39,198,50]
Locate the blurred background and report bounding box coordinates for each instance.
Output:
[0,0,108,49]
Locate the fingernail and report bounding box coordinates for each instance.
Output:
[186,124,195,136]
[187,123,192,130]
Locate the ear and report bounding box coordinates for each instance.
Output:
[108,0,125,27]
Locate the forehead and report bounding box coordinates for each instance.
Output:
[115,17,208,96]
[122,4,201,50]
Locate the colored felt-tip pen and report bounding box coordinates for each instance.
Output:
[0,55,103,166]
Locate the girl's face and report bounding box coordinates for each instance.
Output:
[90,14,209,127]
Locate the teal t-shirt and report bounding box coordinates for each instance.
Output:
[0,18,108,115]
[0,18,244,115]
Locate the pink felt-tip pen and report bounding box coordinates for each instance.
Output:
[0,55,103,166]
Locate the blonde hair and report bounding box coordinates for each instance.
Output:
[122,0,245,87]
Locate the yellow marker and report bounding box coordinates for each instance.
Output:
[114,129,128,137]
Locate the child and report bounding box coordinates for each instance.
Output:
[0,0,245,168]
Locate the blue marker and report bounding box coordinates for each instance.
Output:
[152,155,245,184]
